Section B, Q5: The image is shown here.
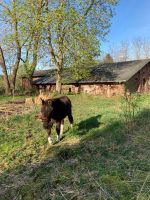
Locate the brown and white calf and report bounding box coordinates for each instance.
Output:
[40,96,73,144]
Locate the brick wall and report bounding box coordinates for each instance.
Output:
[22,78,32,90]
[30,62,150,96]
[78,83,125,97]
[36,83,125,97]
[127,63,150,93]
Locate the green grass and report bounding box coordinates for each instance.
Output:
[0,94,150,200]
[0,95,29,103]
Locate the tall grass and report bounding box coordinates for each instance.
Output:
[0,94,149,200]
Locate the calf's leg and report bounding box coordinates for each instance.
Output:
[47,122,53,145]
[60,119,64,136]
[56,121,61,142]
[47,129,52,144]
[68,113,73,128]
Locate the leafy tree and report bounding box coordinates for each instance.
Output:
[0,0,44,94]
[65,20,99,81]
[0,0,29,94]
[44,0,118,93]
[19,0,44,80]
[0,45,11,94]
[0,0,118,94]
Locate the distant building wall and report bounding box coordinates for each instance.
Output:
[127,63,150,93]
[34,83,125,97]
[78,83,125,97]
[22,78,32,90]
[23,62,150,96]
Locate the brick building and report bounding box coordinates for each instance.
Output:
[22,59,150,97]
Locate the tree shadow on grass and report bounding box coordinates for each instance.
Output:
[77,114,102,135]
[0,109,150,200]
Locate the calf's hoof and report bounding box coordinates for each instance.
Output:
[48,137,53,145]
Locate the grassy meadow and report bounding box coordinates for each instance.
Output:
[0,94,150,200]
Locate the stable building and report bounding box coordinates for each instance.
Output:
[22,59,150,97]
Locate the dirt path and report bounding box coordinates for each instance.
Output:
[0,101,33,118]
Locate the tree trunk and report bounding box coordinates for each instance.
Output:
[56,68,62,93]
[10,0,21,95]
[0,45,11,94]
[11,46,21,95]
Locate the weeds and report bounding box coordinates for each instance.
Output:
[120,93,141,134]
[0,94,150,200]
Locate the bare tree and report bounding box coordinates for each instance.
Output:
[118,40,130,61]
[109,43,119,62]
[142,37,150,59]
[132,37,143,60]
[108,41,129,62]
[108,37,150,62]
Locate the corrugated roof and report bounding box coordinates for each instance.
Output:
[32,59,150,85]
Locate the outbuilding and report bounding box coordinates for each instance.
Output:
[23,59,150,97]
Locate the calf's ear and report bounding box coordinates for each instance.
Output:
[47,99,52,105]
[40,98,45,105]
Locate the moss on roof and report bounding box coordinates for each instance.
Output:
[32,59,150,85]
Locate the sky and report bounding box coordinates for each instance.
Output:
[1,0,150,74]
[101,0,150,54]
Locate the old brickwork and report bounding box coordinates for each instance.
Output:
[126,62,150,93]
[34,83,125,97]
[22,60,150,97]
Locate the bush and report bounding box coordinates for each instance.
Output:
[120,93,141,133]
